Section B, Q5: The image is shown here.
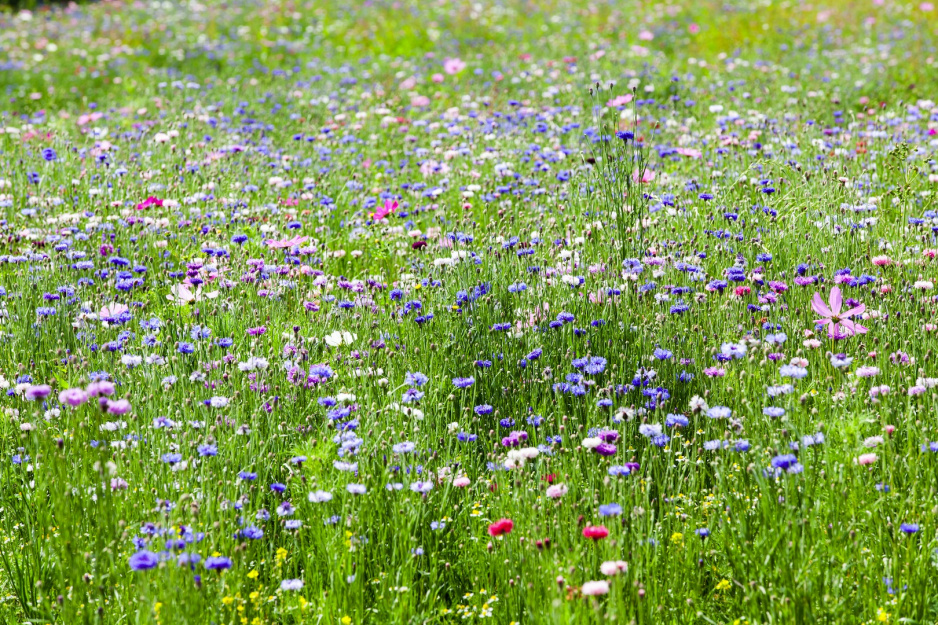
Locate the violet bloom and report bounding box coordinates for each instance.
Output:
[598,431,619,443]
[87,380,116,397]
[25,385,52,401]
[107,399,132,415]
[594,443,617,456]
[204,556,232,571]
[59,388,89,407]
[129,550,159,571]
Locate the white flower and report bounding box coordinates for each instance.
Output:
[308,490,333,503]
[121,355,143,368]
[324,331,356,347]
[581,437,602,449]
[689,395,708,413]
[166,284,219,305]
[209,396,229,408]
[238,357,269,371]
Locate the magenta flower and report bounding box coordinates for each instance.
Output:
[134,196,163,211]
[811,286,866,338]
[372,200,397,222]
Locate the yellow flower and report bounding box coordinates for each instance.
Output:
[222,596,235,606]
[877,608,890,622]
[247,569,259,580]
[715,579,732,592]
[341,617,352,625]
[670,532,684,544]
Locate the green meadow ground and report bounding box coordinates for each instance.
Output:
[0,0,937,623]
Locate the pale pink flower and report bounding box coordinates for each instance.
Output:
[600,560,629,576]
[581,580,610,596]
[811,286,866,338]
[443,58,466,75]
[632,169,655,183]
[606,94,633,107]
[265,235,310,249]
[856,453,878,466]
[546,484,568,498]
[453,476,471,488]
[99,303,129,321]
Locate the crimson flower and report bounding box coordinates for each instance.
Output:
[488,519,514,537]
[582,525,609,540]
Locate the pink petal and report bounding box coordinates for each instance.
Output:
[811,293,832,317]
[841,304,865,318]
[829,286,843,315]
[841,319,868,335]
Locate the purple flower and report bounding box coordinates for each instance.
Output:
[25,385,52,401]
[59,388,89,407]
[594,443,617,456]
[129,550,159,571]
[204,556,232,571]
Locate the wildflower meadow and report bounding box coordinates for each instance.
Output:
[1,0,938,622]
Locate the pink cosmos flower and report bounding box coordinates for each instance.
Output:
[373,200,397,221]
[674,147,702,158]
[632,169,655,183]
[443,58,466,75]
[135,196,163,211]
[606,94,633,107]
[857,453,878,466]
[99,303,129,321]
[811,286,866,338]
[265,235,310,249]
